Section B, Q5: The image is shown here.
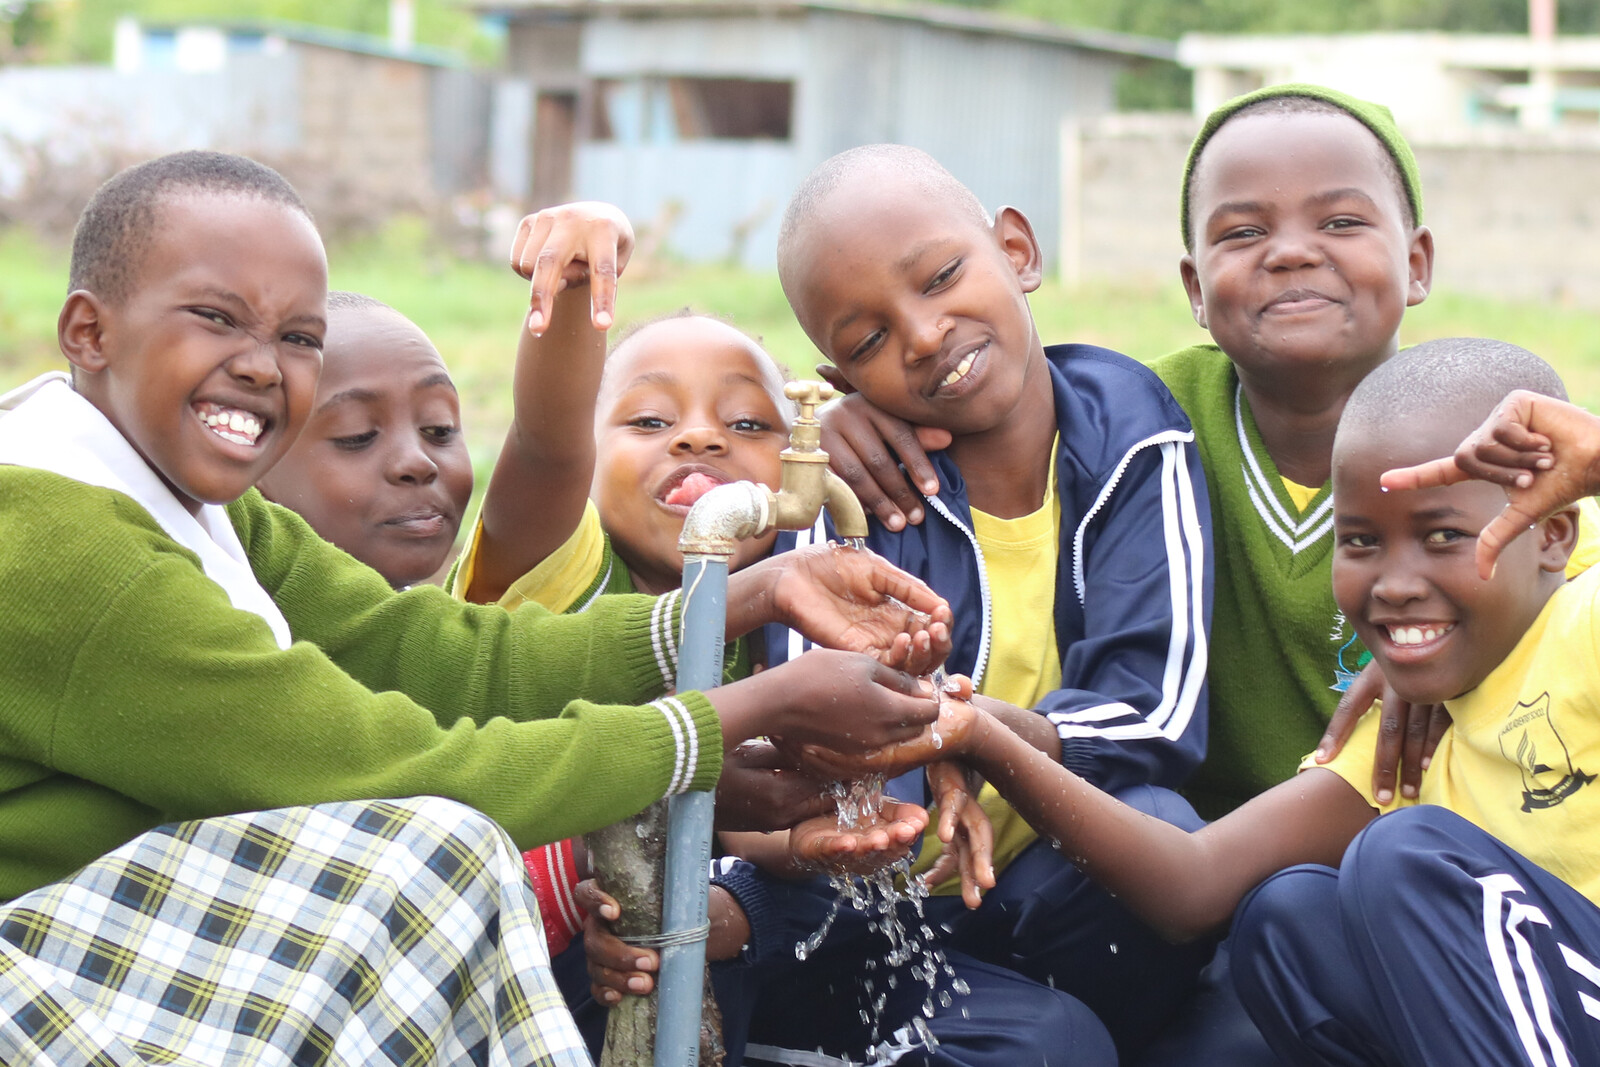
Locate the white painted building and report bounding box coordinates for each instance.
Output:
[1179,32,1600,131]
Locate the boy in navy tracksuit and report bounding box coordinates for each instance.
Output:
[597,145,1214,1065]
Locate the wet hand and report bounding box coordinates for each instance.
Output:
[714,740,833,832]
[788,797,929,876]
[784,678,982,780]
[508,201,635,335]
[924,759,996,909]
[1381,391,1600,578]
[766,650,940,752]
[816,381,952,532]
[760,542,952,668]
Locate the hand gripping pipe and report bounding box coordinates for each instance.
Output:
[654,382,867,1067]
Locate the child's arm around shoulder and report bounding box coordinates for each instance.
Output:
[1383,390,1600,578]
[464,202,634,605]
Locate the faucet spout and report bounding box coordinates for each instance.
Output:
[823,468,868,540]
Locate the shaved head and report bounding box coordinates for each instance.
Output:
[777,145,989,291]
[1337,337,1567,456]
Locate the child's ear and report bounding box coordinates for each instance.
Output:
[58,291,109,374]
[1536,505,1581,574]
[1405,225,1435,308]
[992,207,1043,293]
[814,362,857,396]
[1179,254,1208,329]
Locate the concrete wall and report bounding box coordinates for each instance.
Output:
[0,57,300,195]
[1063,113,1600,307]
[298,45,433,210]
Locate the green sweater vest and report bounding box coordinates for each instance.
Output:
[0,470,722,901]
[1151,346,1367,818]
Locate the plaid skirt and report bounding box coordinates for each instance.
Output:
[0,796,591,1067]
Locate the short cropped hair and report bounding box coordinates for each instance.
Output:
[69,151,311,306]
[1339,338,1567,443]
[777,144,989,281]
[326,290,394,316]
[1184,93,1418,252]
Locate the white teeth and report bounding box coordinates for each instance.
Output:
[1389,624,1453,646]
[198,406,264,445]
[942,355,975,388]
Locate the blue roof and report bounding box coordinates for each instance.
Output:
[138,18,466,68]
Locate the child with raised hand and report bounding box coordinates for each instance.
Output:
[816,336,1600,1067]
[0,151,951,1066]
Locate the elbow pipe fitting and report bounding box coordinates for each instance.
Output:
[678,480,773,558]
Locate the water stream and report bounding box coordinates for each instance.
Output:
[791,561,971,1056]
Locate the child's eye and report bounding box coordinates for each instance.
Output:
[1218,225,1264,242]
[924,260,961,293]
[1324,217,1369,232]
[845,330,884,364]
[730,417,771,434]
[190,308,233,328]
[284,332,324,350]
[422,425,458,442]
[331,430,378,451]
[1339,532,1378,550]
[1425,529,1469,546]
[627,415,669,431]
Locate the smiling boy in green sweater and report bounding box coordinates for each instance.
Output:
[0,149,947,1066]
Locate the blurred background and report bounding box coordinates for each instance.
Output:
[5,0,1600,480]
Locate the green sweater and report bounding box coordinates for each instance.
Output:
[0,469,722,901]
[1151,346,1366,818]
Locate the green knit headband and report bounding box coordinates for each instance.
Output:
[1180,83,1423,249]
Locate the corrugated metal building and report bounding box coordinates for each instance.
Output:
[479,0,1172,268]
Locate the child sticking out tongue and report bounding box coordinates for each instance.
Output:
[665,471,725,508]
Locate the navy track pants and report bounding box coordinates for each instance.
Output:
[1232,805,1600,1067]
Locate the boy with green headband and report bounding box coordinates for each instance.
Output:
[1153,83,1435,818]
[1156,84,1600,818]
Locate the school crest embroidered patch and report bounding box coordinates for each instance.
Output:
[1498,692,1596,812]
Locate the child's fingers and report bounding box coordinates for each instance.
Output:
[525,222,578,336]
[573,879,621,921]
[1379,456,1465,492]
[509,212,550,280]
[1398,699,1440,800]
[871,408,945,498]
[585,230,619,331]
[511,212,556,282]
[1476,505,1541,580]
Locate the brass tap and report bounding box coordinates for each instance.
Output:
[770,382,869,539]
[677,379,868,558]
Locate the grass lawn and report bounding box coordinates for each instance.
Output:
[7,221,1600,491]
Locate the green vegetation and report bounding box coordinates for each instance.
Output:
[2,0,499,64]
[6,223,1600,489]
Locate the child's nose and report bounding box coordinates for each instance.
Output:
[1372,564,1428,606]
[1261,227,1326,272]
[389,438,439,485]
[225,342,284,389]
[906,314,952,362]
[671,423,727,454]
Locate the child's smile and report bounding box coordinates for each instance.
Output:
[781,179,1048,441]
[63,193,327,514]
[1181,111,1431,392]
[1332,420,1571,705]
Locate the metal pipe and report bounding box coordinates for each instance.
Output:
[655,379,869,1067]
[655,480,770,1067]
